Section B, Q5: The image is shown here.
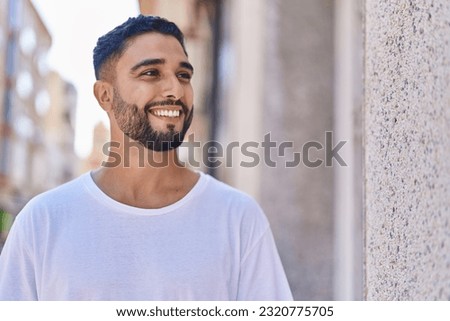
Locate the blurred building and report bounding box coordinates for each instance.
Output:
[0,0,7,119]
[0,0,79,241]
[80,121,109,173]
[43,71,78,185]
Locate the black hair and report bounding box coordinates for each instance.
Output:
[93,15,186,80]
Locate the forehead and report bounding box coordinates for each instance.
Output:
[118,32,188,69]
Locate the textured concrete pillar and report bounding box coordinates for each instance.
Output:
[261,0,335,300]
[364,1,450,300]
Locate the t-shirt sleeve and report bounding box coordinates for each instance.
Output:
[237,227,293,300]
[0,211,38,300]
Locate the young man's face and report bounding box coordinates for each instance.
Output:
[111,32,194,151]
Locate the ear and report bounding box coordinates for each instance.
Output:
[93,80,114,112]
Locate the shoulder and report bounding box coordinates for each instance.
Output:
[200,173,269,229]
[31,173,88,206]
[202,174,263,211]
[15,173,90,223]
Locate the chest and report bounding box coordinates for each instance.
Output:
[38,216,239,299]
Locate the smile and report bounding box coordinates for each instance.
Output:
[150,109,181,118]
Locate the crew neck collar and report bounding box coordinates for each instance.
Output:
[81,170,208,215]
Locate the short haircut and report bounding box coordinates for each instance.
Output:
[93,15,187,80]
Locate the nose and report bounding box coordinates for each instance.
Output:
[160,75,183,100]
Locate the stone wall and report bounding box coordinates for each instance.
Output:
[364,0,450,300]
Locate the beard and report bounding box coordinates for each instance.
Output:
[112,89,193,152]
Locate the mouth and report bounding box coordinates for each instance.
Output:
[149,108,183,118]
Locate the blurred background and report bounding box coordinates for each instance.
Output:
[1,0,449,301]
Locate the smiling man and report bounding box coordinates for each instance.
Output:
[0,15,292,300]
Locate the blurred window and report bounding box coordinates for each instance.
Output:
[16,71,33,99]
[14,115,34,139]
[19,27,37,56]
[35,90,50,116]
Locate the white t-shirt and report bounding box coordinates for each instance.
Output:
[0,171,292,300]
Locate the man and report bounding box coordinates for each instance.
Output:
[0,15,292,300]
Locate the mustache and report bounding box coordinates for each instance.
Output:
[144,100,189,114]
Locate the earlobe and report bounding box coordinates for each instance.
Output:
[93,81,114,111]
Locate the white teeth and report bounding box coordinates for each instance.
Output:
[152,109,181,118]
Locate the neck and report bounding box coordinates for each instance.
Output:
[102,134,188,183]
[91,136,199,209]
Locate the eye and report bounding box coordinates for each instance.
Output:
[141,69,160,77]
[177,72,192,81]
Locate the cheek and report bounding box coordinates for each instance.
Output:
[118,82,158,105]
[133,86,158,105]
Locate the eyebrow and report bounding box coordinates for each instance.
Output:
[130,58,194,73]
[180,61,194,73]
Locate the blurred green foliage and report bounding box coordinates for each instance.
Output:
[0,209,14,235]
